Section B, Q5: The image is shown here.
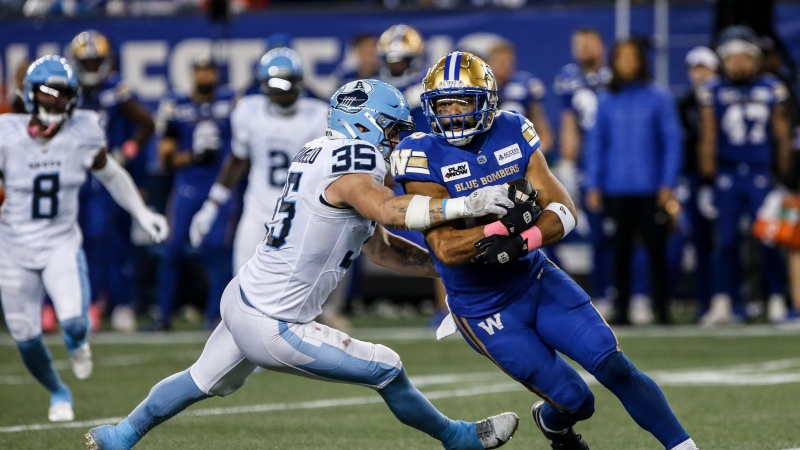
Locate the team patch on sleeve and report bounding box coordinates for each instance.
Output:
[391,149,430,176]
[521,119,540,147]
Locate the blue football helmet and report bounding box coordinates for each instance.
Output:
[22,55,80,126]
[327,79,415,159]
[420,51,498,146]
[256,48,303,106]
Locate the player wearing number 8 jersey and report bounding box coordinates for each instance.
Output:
[0,56,168,423]
[697,25,792,324]
[86,79,520,450]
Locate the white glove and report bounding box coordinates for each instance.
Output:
[697,185,718,220]
[135,209,169,244]
[189,200,220,247]
[457,185,514,218]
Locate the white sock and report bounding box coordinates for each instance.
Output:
[669,438,698,450]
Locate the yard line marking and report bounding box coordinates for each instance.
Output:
[0,382,522,433]
[2,325,800,347]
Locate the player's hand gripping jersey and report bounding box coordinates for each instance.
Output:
[0,111,105,268]
[238,137,383,323]
[393,110,545,318]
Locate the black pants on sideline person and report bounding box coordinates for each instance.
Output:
[604,195,671,325]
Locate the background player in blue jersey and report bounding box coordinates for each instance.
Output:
[394,51,697,450]
[486,40,553,156]
[677,46,720,320]
[153,56,237,331]
[551,28,614,315]
[697,26,792,325]
[378,24,428,135]
[69,29,156,332]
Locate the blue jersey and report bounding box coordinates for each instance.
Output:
[497,71,546,116]
[77,74,139,151]
[393,111,544,318]
[697,74,788,166]
[159,87,236,188]
[553,63,611,132]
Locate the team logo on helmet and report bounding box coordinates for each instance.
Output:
[334,80,374,114]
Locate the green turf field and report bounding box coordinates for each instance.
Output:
[1,323,799,449]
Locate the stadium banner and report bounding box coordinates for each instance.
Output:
[2,3,800,114]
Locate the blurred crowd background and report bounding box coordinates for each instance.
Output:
[1,0,800,333]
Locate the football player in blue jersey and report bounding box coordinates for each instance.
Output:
[153,56,238,331]
[486,40,553,155]
[393,51,697,450]
[378,24,429,134]
[551,28,615,314]
[697,25,792,324]
[69,30,156,332]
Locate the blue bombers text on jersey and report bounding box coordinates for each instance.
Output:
[392,110,544,318]
[697,74,788,167]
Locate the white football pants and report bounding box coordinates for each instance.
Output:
[189,276,402,397]
[0,241,89,341]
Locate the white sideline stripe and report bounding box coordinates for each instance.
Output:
[5,357,800,434]
[2,325,800,347]
[0,383,522,434]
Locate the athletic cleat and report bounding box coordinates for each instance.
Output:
[475,412,519,449]
[532,401,590,450]
[85,424,132,450]
[111,305,137,332]
[70,342,93,380]
[48,401,74,422]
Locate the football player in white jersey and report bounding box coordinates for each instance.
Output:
[189,47,329,273]
[86,79,520,450]
[0,56,168,423]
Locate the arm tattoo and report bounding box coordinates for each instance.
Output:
[396,244,435,269]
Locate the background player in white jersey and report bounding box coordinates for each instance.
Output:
[86,79,519,450]
[0,56,168,422]
[189,47,328,273]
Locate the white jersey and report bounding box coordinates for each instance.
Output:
[0,111,105,269]
[238,136,384,323]
[230,95,328,224]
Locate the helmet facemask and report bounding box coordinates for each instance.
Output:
[32,84,78,128]
[75,56,111,87]
[422,87,496,146]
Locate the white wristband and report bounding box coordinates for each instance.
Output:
[544,202,576,238]
[208,182,231,205]
[442,197,465,220]
[404,195,432,230]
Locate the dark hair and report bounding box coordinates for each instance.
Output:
[352,33,377,47]
[608,37,651,92]
[574,27,603,41]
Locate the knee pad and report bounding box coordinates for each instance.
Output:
[593,352,636,384]
[372,344,402,388]
[61,317,89,343]
[572,391,595,421]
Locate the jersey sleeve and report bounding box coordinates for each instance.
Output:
[230,100,251,159]
[695,81,716,107]
[322,140,386,185]
[79,111,108,169]
[528,77,546,102]
[391,133,441,187]
[772,78,790,104]
[503,111,541,151]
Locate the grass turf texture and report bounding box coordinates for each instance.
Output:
[1,323,799,449]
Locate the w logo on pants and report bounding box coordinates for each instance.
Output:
[477,313,504,336]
